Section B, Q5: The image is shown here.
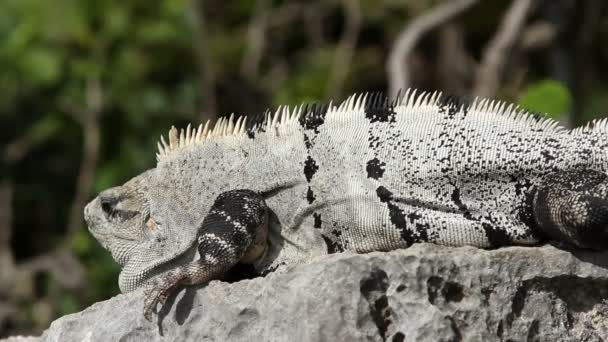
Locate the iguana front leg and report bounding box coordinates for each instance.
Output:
[143,189,269,321]
[533,169,608,249]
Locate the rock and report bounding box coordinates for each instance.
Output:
[0,336,39,342]
[38,244,608,341]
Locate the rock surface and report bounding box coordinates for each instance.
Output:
[30,244,608,341]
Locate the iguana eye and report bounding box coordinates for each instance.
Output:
[100,196,138,221]
[101,197,119,216]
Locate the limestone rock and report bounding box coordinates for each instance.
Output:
[37,244,608,341]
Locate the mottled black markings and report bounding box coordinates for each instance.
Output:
[427,276,465,305]
[514,178,536,229]
[481,222,512,247]
[299,103,328,133]
[438,94,470,119]
[366,157,387,180]
[392,333,405,342]
[303,134,313,149]
[376,186,393,203]
[541,150,556,162]
[365,92,396,123]
[299,104,326,207]
[376,186,428,245]
[322,235,344,253]
[313,212,322,229]
[306,186,316,204]
[450,186,467,212]
[245,109,271,139]
[407,212,422,222]
[360,268,392,341]
[304,156,319,182]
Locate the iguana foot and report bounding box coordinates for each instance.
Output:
[142,189,269,321]
[143,271,184,321]
[534,169,608,249]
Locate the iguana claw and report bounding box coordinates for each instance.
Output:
[143,275,182,321]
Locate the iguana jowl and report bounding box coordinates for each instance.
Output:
[84,89,608,320]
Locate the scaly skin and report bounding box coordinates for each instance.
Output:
[84,89,608,319]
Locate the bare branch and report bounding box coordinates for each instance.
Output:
[67,78,103,237]
[0,183,12,251]
[473,0,537,98]
[192,0,218,123]
[241,1,329,83]
[241,0,272,81]
[0,182,15,292]
[437,22,475,95]
[18,248,85,290]
[325,0,361,99]
[303,5,326,47]
[387,0,478,98]
[521,21,557,50]
[3,138,31,164]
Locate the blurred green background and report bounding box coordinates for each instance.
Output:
[1,0,607,337]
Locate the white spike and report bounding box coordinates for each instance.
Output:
[407,89,418,107]
[266,111,273,130]
[239,116,247,134]
[227,113,235,134]
[169,126,178,150]
[234,116,243,134]
[280,107,288,125]
[354,93,366,112]
[160,135,169,150]
[185,123,192,143]
[179,128,185,147]
[212,117,224,137]
[338,95,350,112]
[271,107,281,128]
[195,123,203,141]
[201,120,210,140]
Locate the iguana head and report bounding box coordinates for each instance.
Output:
[84,122,257,292]
[84,170,159,266]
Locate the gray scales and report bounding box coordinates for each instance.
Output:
[83,89,608,320]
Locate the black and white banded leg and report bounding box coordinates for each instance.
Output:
[533,169,608,249]
[143,189,269,321]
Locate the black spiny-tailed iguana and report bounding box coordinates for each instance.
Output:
[84,89,608,320]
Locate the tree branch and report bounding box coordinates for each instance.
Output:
[241,0,272,81]
[66,78,103,238]
[521,21,557,51]
[325,0,361,99]
[192,0,218,123]
[0,182,15,293]
[473,0,537,98]
[437,22,475,95]
[387,0,478,98]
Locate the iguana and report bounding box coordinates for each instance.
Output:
[84,89,608,320]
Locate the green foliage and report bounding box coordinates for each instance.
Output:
[275,51,333,105]
[2,0,608,337]
[518,80,573,120]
